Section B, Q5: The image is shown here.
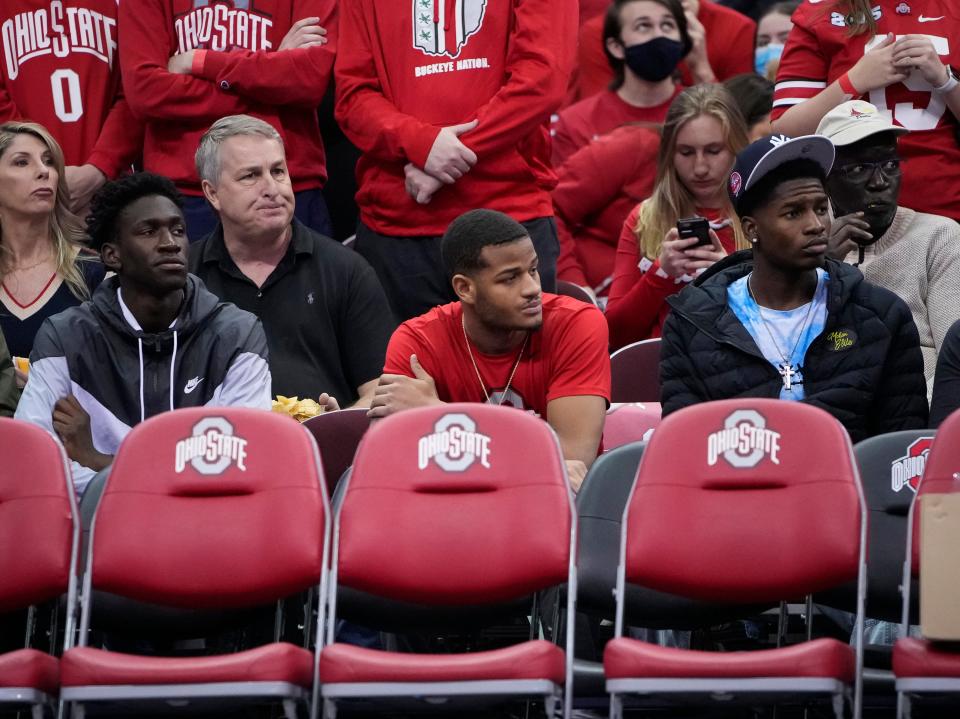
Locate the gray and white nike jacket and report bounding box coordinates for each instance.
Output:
[15,274,271,494]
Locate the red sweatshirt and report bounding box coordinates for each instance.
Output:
[334,0,577,237]
[605,203,736,349]
[119,0,337,195]
[551,86,678,167]
[573,0,756,103]
[554,125,659,294]
[1,0,141,178]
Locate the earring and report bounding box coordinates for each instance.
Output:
[750,236,758,244]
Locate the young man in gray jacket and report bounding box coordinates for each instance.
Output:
[15,172,271,495]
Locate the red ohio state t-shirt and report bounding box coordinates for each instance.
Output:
[383,294,611,418]
[773,1,960,220]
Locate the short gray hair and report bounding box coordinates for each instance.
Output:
[195,115,284,184]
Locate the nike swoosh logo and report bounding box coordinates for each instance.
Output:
[919,16,944,22]
[184,377,204,394]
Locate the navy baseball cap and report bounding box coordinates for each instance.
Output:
[728,133,835,214]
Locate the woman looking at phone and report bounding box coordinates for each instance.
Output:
[606,84,749,349]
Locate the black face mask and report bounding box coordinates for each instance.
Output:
[623,37,685,82]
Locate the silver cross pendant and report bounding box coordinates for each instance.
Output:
[778,362,796,391]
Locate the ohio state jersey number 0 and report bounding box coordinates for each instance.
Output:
[50,68,82,122]
[864,33,949,132]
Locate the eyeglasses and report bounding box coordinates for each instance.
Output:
[833,159,901,182]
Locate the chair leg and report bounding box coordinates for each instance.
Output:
[832,691,844,719]
[544,691,558,718]
[32,704,45,719]
[609,692,623,719]
[897,692,911,719]
[322,697,337,719]
[282,698,298,719]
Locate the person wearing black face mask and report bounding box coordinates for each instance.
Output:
[817,100,960,394]
[552,0,691,166]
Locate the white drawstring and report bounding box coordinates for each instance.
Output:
[137,337,145,423]
[168,330,178,412]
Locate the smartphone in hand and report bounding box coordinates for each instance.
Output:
[677,216,711,248]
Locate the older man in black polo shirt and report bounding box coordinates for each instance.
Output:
[188,115,394,408]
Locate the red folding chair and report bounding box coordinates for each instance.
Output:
[556,280,599,307]
[894,409,960,716]
[0,418,80,718]
[602,403,662,450]
[609,338,662,403]
[604,399,866,719]
[319,404,577,718]
[59,408,330,718]
[303,408,371,493]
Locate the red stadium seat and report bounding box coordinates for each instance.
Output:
[59,408,330,718]
[893,409,960,715]
[303,408,371,493]
[0,418,80,717]
[602,403,661,450]
[556,280,599,307]
[604,399,866,719]
[319,404,577,718]
[609,338,662,403]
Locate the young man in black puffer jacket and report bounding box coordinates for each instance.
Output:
[660,133,927,442]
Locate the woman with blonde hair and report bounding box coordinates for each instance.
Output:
[606,84,749,348]
[772,0,960,220]
[0,122,104,378]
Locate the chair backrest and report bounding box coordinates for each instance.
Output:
[303,408,371,492]
[335,404,573,608]
[578,441,772,628]
[818,431,931,622]
[87,408,328,611]
[609,339,662,403]
[909,409,960,572]
[0,418,77,613]
[602,403,661,451]
[556,280,598,307]
[622,399,863,605]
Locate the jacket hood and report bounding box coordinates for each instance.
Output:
[90,274,222,350]
[668,251,864,336]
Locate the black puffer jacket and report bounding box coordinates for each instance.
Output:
[660,252,928,443]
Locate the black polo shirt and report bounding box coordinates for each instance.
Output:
[189,220,395,404]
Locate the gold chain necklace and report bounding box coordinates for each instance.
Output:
[461,314,528,405]
[9,253,54,272]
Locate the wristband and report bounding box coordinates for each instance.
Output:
[837,72,861,97]
[933,65,960,95]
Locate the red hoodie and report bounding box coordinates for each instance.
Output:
[1,0,141,178]
[119,0,337,195]
[554,125,659,294]
[335,0,576,237]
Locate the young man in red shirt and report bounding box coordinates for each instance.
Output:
[1,0,142,211]
[334,0,577,321]
[118,0,337,240]
[369,209,610,490]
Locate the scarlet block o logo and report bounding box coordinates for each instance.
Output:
[174,417,249,475]
[707,409,782,468]
[891,437,933,493]
[417,413,492,472]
